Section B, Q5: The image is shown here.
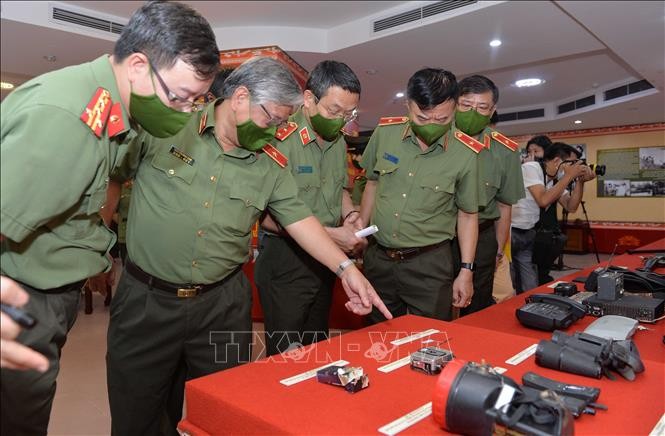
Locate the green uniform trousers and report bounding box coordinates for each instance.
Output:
[1,283,81,436]
[254,234,335,357]
[106,265,252,436]
[363,241,454,323]
[453,221,499,316]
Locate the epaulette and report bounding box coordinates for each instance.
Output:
[490,130,519,152]
[454,130,484,154]
[80,87,112,138]
[275,122,298,141]
[198,111,208,135]
[378,116,409,127]
[261,143,288,168]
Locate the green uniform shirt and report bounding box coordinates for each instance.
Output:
[476,126,525,220]
[1,55,132,289]
[114,101,312,284]
[117,181,133,243]
[270,108,347,227]
[361,120,479,248]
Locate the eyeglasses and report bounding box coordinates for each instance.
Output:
[258,103,289,129]
[149,62,207,112]
[313,95,358,123]
[458,100,494,115]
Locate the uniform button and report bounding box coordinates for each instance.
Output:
[210,176,217,182]
[485,182,489,186]
[435,185,439,191]
[402,193,407,198]
[394,212,399,217]
[245,199,251,206]
[203,201,210,208]
[381,170,386,174]
[408,172,414,177]
[197,230,204,237]
[168,169,175,175]
[392,233,397,238]
[192,260,198,267]
[322,178,326,183]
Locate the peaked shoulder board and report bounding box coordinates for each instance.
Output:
[80,87,112,138]
[275,122,298,141]
[491,130,519,152]
[262,143,288,168]
[454,130,484,154]
[378,116,409,127]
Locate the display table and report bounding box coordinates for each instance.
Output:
[179,316,663,435]
[180,239,664,435]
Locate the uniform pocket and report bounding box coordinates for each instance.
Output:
[228,182,268,236]
[148,151,197,212]
[418,175,455,213]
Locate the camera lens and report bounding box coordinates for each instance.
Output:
[588,163,606,176]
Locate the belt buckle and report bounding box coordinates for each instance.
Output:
[177,286,200,298]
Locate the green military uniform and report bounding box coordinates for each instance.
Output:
[116,180,133,263]
[107,100,311,435]
[452,126,525,315]
[361,118,479,322]
[254,107,347,356]
[351,174,368,205]
[0,55,132,435]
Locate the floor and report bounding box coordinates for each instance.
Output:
[46,252,608,435]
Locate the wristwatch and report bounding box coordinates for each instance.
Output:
[460,262,476,272]
[335,259,355,277]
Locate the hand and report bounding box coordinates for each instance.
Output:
[0,276,49,372]
[339,265,392,319]
[562,161,586,180]
[452,269,474,308]
[344,210,364,231]
[85,270,114,296]
[326,223,367,256]
[578,165,596,183]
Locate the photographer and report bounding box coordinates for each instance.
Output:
[510,142,596,293]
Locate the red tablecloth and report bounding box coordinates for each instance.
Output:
[181,240,665,435]
[180,316,663,435]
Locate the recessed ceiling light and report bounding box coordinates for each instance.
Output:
[1,81,15,90]
[489,39,502,47]
[514,78,544,88]
[365,69,377,75]
[574,120,582,124]
[43,55,57,62]
[395,92,404,98]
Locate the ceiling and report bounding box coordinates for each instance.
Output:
[1,0,664,136]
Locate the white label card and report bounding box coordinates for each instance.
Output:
[378,402,432,435]
[505,344,538,365]
[378,356,412,373]
[390,329,440,346]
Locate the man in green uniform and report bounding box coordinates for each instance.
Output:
[108,57,391,435]
[0,2,219,434]
[452,75,525,315]
[254,60,364,356]
[359,68,480,323]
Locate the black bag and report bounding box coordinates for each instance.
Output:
[532,163,567,267]
[532,228,567,267]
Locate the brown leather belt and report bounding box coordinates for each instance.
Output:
[377,240,449,261]
[479,219,496,232]
[125,260,241,298]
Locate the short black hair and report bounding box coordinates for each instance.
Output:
[406,68,458,110]
[544,142,580,161]
[527,135,552,150]
[458,75,499,105]
[209,68,234,98]
[114,1,220,79]
[306,60,361,99]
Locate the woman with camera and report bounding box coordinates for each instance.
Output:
[510,142,596,293]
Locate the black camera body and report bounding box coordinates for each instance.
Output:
[555,282,579,297]
[581,159,606,176]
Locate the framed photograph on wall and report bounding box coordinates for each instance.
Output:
[597,146,665,197]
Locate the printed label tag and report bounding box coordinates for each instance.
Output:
[378,402,432,436]
[505,344,538,366]
[390,329,440,346]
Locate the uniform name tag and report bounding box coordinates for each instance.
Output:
[169,146,195,166]
[383,153,399,164]
[297,165,313,174]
